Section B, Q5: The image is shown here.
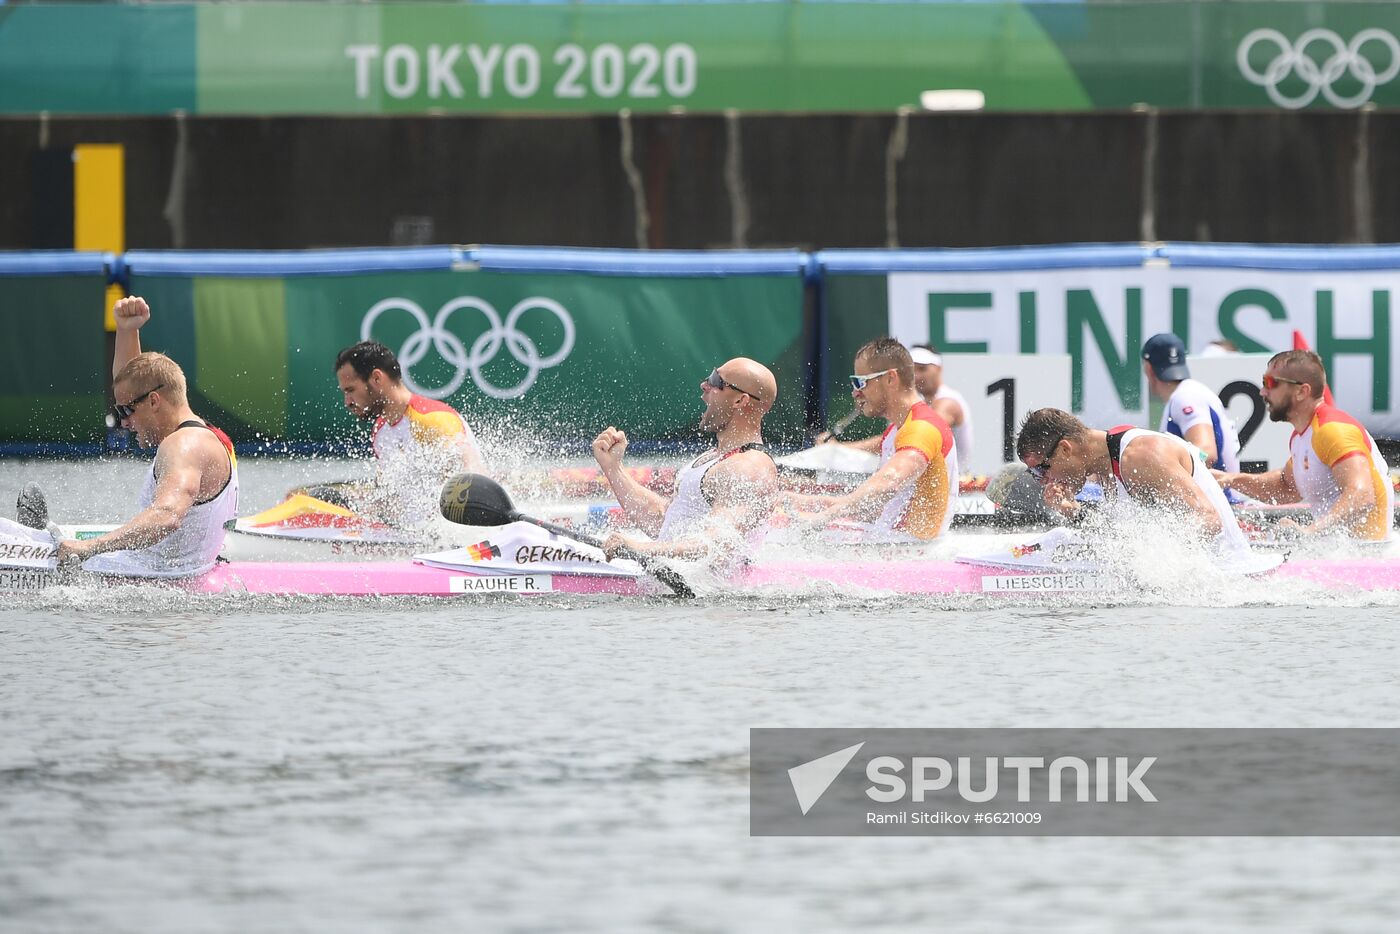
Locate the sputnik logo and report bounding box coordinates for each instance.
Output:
[787,742,865,815]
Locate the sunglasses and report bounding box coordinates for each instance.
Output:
[1261,374,1304,391]
[704,368,761,400]
[849,369,892,392]
[114,384,163,420]
[1027,433,1065,483]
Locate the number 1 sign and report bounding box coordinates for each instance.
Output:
[938,355,1072,475]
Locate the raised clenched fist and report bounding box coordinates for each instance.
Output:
[113,296,151,332]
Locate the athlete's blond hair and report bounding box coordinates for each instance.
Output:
[115,352,188,406]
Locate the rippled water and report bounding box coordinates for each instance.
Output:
[3,457,1399,932]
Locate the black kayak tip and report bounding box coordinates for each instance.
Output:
[17,483,48,530]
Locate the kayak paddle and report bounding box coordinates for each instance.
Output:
[439,473,695,598]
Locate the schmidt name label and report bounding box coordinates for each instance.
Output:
[981,573,1108,592]
[0,569,57,591]
[450,574,554,594]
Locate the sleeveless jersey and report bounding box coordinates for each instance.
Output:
[1107,426,1247,554]
[1287,403,1394,541]
[84,421,239,578]
[872,401,959,540]
[657,443,771,550]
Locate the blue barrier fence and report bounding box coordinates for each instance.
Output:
[4,242,1400,456]
[12,242,1400,289]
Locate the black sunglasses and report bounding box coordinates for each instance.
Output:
[1027,433,1065,483]
[705,368,761,401]
[114,384,163,420]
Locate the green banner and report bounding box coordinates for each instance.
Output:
[0,6,196,113]
[0,276,108,444]
[4,3,1400,114]
[130,269,808,447]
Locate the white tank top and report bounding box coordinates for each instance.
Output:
[931,384,974,469]
[84,423,239,578]
[1109,427,1247,554]
[656,445,770,552]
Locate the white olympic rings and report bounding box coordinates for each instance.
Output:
[360,296,576,400]
[1237,27,1400,109]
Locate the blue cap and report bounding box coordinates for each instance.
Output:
[1142,333,1190,381]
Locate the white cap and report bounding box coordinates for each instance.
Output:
[910,347,943,367]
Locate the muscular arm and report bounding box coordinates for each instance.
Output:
[815,432,882,454]
[455,434,487,475]
[842,434,883,454]
[809,448,929,523]
[1183,423,1219,468]
[592,427,669,536]
[1119,438,1222,537]
[111,296,148,379]
[1214,465,1300,505]
[66,437,208,557]
[1310,454,1378,536]
[604,473,669,536]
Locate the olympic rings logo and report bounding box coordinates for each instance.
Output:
[1237,28,1400,109]
[360,296,576,400]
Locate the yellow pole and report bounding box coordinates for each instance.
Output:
[73,143,125,332]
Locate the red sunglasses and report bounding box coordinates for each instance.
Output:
[1261,374,1304,391]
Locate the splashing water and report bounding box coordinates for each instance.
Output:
[3,454,1399,611]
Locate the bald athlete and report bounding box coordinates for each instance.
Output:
[593,357,779,561]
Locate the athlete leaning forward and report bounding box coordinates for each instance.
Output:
[247,339,489,537]
[1016,406,1251,558]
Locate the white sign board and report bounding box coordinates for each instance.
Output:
[938,354,1071,474]
[884,266,1398,437]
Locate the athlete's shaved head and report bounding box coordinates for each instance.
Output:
[719,357,777,411]
[1268,350,1326,398]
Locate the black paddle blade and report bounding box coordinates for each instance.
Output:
[17,483,48,530]
[440,472,518,526]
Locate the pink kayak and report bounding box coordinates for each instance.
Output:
[154,557,1400,597]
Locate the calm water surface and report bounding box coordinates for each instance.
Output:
[2,458,1398,932]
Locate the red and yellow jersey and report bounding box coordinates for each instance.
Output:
[372,394,484,526]
[1287,403,1393,540]
[873,401,959,540]
[372,394,474,455]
